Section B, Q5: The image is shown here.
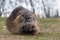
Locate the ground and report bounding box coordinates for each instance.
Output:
[0,17,60,40]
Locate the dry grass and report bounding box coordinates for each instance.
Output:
[0,17,60,40]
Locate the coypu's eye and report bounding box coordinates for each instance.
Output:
[17,13,21,16]
[21,14,24,16]
[17,11,22,15]
[18,13,21,15]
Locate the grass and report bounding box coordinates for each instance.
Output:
[0,17,60,40]
[0,17,6,27]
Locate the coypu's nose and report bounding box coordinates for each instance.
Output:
[26,18,31,22]
[24,13,33,25]
[26,18,33,25]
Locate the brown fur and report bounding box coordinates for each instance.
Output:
[6,6,40,35]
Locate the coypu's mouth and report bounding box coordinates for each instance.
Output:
[20,25,37,35]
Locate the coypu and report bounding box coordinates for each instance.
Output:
[6,6,40,35]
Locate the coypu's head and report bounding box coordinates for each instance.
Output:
[14,10,38,35]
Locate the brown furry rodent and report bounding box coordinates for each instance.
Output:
[6,6,40,35]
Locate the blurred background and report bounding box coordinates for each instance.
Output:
[0,0,60,18]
